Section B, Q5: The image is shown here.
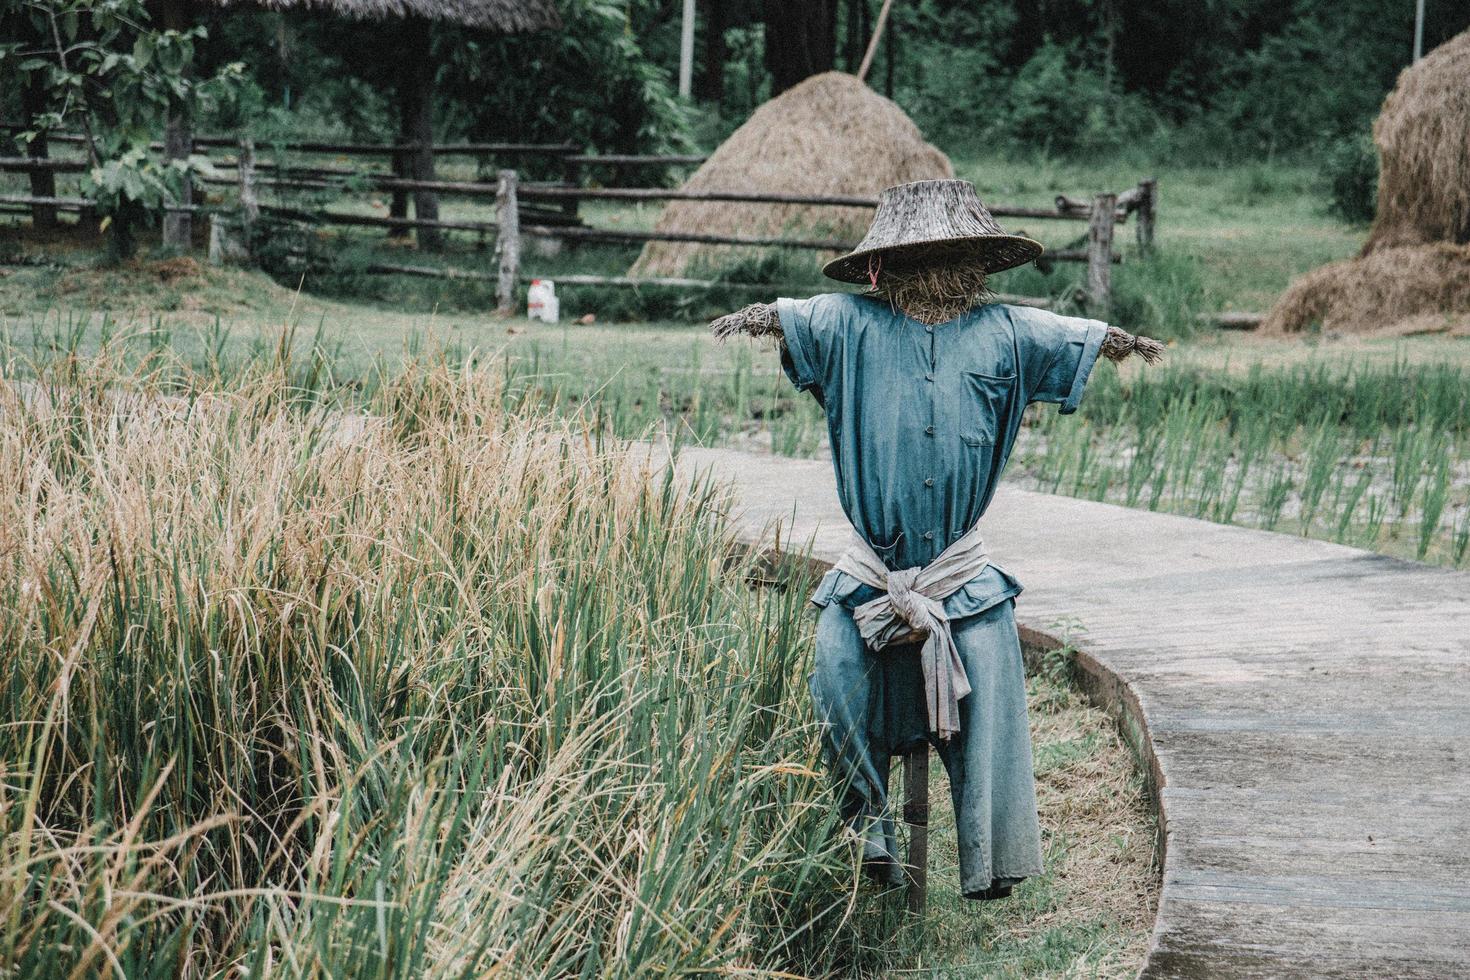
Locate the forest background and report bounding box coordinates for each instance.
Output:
[26,0,1459,223]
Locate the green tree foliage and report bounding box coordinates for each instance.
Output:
[0,0,240,257]
[439,0,692,158]
[849,0,1467,162]
[1321,133,1379,225]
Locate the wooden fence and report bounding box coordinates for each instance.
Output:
[0,132,1157,315]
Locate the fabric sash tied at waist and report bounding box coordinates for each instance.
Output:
[833,522,991,741]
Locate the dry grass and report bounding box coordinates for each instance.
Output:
[1261,242,1470,336]
[1364,29,1470,254]
[844,662,1160,978]
[0,340,856,976]
[629,72,952,279]
[0,333,1162,976]
[1025,674,1159,971]
[870,261,994,325]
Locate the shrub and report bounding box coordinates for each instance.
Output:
[989,41,1160,158]
[1321,133,1379,225]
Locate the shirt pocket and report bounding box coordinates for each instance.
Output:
[864,528,903,568]
[962,370,1017,447]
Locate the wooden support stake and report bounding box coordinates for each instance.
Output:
[903,743,930,914]
[560,145,580,223]
[1137,178,1157,253]
[238,138,258,247]
[857,0,894,83]
[495,169,521,316]
[1087,192,1117,313]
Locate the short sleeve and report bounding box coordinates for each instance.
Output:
[1012,307,1108,415]
[776,294,848,401]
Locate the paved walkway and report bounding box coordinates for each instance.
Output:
[676,446,1470,979]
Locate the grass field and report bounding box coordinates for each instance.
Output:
[2,153,1361,328]
[2,154,1464,974]
[0,337,1155,977]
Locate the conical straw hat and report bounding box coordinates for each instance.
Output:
[823,179,1043,283]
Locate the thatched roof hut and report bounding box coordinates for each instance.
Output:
[207,0,559,31]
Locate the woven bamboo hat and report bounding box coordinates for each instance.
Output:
[823,179,1043,283]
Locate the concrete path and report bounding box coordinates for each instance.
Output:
[676,446,1470,979]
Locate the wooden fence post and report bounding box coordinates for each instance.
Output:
[1136,177,1157,253]
[1087,192,1116,313]
[238,137,258,247]
[496,169,521,316]
[560,144,581,223]
[903,743,929,914]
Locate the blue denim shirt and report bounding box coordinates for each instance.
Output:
[777,294,1107,618]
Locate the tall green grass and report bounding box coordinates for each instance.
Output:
[496,339,1470,569]
[1015,357,1470,565]
[0,339,863,976]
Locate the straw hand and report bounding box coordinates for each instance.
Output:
[710,303,784,344]
[1102,326,1165,364]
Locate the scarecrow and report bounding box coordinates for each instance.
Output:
[710,179,1163,899]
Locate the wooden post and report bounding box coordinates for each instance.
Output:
[401,16,442,252]
[903,743,929,914]
[495,169,521,316]
[162,113,193,250]
[238,138,258,253]
[1136,177,1157,254]
[18,77,57,230]
[560,146,580,223]
[160,0,192,251]
[1087,192,1117,313]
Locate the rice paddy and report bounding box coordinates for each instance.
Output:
[0,330,1157,977]
[3,151,1464,974]
[499,333,1470,570]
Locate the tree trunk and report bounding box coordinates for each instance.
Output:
[695,0,728,103]
[400,16,442,251]
[19,76,57,231]
[388,111,411,239]
[844,0,864,71]
[160,0,193,250]
[762,0,837,95]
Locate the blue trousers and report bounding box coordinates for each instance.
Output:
[809,596,1045,898]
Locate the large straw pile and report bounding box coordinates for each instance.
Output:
[1260,243,1470,336]
[1363,30,1470,253]
[629,72,952,278]
[1265,30,1470,335]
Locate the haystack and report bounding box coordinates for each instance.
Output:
[1265,31,1470,335]
[1259,243,1470,336]
[629,72,952,278]
[1363,29,1470,253]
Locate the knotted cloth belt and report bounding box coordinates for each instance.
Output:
[832,522,991,741]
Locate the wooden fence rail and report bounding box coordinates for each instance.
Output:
[2,132,1157,313]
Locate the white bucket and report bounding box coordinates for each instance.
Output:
[526,279,560,324]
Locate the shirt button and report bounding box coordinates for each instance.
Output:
[925,373,934,382]
[925,425,935,435]
[924,477,934,487]
[925,325,933,333]
[923,531,934,541]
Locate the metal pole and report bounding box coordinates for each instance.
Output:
[678,0,696,98]
[1414,0,1425,60]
